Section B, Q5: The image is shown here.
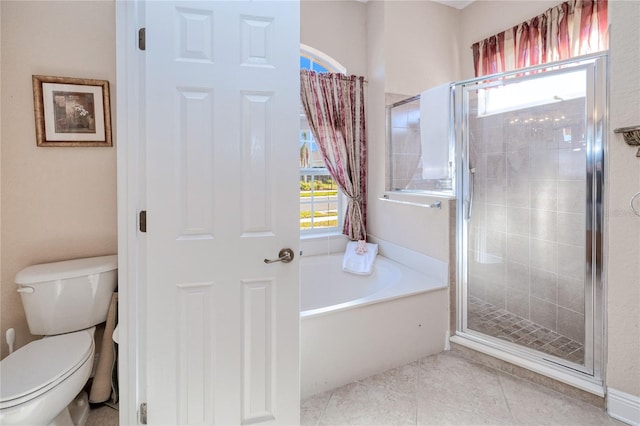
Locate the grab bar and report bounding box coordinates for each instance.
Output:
[379,195,442,209]
[466,167,475,221]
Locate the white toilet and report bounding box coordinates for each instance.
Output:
[0,255,118,426]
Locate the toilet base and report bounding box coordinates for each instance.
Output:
[49,392,89,426]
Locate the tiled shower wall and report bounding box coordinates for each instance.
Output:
[388,96,452,192]
[389,98,422,190]
[467,98,587,344]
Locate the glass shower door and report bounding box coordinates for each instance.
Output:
[456,56,605,378]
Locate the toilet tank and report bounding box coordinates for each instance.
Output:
[15,255,118,336]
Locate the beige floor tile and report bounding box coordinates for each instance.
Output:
[301,390,333,426]
[87,352,625,426]
[356,361,420,397]
[319,382,417,426]
[498,373,619,426]
[417,353,513,424]
[417,398,515,426]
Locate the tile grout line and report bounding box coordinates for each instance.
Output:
[496,371,517,424]
[315,389,334,426]
[303,351,614,426]
[413,358,423,426]
[414,358,421,426]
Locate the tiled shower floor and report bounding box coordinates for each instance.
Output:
[467,295,585,364]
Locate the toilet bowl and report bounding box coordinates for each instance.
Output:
[0,329,94,426]
[0,255,117,426]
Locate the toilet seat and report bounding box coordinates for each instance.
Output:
[0,330,93,410]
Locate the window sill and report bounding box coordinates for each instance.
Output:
[300,231,344,241]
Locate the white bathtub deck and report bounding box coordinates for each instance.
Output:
[301,254,447,320]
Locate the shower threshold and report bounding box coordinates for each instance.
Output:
[467,296,584,365]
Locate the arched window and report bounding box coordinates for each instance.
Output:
[299,46,345,234]
[300,44,346,74]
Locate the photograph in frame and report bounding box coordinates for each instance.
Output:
[32,75,112,147]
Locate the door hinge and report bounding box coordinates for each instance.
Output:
[139,402,147,424]
[138,28,146,51]
[139,210,147,233]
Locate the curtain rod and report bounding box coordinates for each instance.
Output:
[301,70,368,84]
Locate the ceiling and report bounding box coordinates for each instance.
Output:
[353,0,476,10]
[431,0,475,10]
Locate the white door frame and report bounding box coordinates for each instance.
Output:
[116,1,146,424]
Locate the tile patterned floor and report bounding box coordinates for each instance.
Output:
[88,352,620,425]
[467,296,585,364]
[302,351,621,426]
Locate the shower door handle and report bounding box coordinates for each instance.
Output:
[466,167,476,221]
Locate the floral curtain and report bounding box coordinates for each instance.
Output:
[472,0,608,77]
[299,70,367,241]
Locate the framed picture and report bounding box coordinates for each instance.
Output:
[32,75,112,147]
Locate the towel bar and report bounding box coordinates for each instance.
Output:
[379,196,442,209]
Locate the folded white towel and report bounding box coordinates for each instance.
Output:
[420,82,452,180]
[343,241,378,275]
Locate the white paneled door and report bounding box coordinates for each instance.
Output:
[144,1,300,424]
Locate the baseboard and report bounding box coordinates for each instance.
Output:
[607,388,640,426]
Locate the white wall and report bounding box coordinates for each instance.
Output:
[0,0,117,359]
[366,1,460,262]
[365,0,388,253]
[384,0,461,95]
[300,0,367,76]
[606,0,640,399]
[0,1,4,358]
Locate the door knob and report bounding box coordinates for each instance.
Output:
[264,248,294,264]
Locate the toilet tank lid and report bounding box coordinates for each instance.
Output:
[15,255,117,285]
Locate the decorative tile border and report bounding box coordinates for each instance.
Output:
[468,296,585,364]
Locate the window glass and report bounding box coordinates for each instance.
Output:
[311,62,328,73]
[299,49,345,233]
[299,56,311,70]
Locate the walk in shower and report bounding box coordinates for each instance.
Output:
[454,54,606,386]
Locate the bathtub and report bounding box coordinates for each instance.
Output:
[300,253,449,398]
